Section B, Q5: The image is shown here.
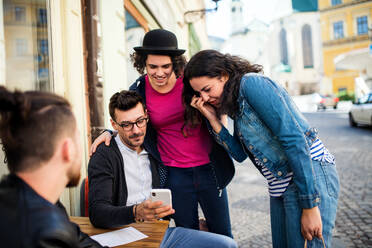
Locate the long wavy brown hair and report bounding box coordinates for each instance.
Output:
[182,50,263,127]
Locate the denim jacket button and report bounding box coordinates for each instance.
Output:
[263,158,268,163]
[249,145,253,150]
[277,171,282,176]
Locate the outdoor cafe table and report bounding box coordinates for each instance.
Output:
[70,216,169,248]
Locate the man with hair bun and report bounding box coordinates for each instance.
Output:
[0,86,103,247]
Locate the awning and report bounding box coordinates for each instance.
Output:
[334,48,371,71]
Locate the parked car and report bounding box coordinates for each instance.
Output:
[349,92,372,127]
[317,94,339,110]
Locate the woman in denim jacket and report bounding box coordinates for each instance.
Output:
[182,50,340,248]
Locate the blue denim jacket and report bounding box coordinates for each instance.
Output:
[214,73,320,209]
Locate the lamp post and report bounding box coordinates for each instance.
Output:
[184,0,221,24]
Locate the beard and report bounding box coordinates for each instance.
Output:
[121,132,145,149]
[66,163,81,188]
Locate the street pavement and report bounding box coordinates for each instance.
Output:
[226,110,372,247]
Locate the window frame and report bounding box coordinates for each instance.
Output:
[38,8,48,25]
[332,20,344,40]
[355,15,368,36]
[14,6,26,22]
[330,0,342,6]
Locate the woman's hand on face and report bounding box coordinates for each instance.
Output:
[190,96,223,133]
[190,96,218,122]
[89,131,114,156]
[301,206,323,241]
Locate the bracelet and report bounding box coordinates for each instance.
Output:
[134,204,144,222]
[133,204,137,220]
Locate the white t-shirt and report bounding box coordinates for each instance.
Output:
[115,135,152,206]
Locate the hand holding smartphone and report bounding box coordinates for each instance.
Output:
[150,189,172,207]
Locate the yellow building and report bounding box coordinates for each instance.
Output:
[319,0,372,95]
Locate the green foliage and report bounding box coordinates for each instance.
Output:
[337,91,355,102]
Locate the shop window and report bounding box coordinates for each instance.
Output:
[333,21,344,39]
[331,0,342,6]
[38,39,48,55]
[14,6,25,22]
[38,8,47,25]
[3,0,52,91]
[125,10,141,30]
[356,16,368,35]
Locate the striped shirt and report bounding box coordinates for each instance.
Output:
[254,138,334,197]
[309,138,335,164]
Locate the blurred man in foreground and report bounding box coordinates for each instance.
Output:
[0,87,102,247]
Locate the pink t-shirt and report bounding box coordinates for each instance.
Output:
[145,76,211,168]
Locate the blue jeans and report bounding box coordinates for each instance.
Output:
[166,164,232,237]
[270,160,339,248]
[160,227,237,248]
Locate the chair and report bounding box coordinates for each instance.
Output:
[80,177,89,217]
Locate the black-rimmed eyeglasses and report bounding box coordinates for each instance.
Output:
[115,117,148,131]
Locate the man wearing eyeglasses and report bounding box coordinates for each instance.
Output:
[88,90,172,226]
[87,90,237,248]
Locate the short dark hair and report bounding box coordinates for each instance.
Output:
[0,86,76,173]
[109,90,145,121]
[130,52,187,78]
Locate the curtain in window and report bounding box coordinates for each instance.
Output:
[302,24,314,68]
[279,28,288,65]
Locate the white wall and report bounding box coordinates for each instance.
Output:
[99,0,127,128]
[221,20,271,76]
[267,11,323,95]
[0,0,4,86]
[49,0,88,215]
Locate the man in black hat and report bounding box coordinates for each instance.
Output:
[130,29,186,93]
[91,29,235,238]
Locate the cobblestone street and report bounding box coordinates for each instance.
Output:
[227,111,372,247]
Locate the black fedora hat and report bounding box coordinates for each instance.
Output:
[133,29,186,56]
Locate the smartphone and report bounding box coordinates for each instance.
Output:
[150,189,172,207]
